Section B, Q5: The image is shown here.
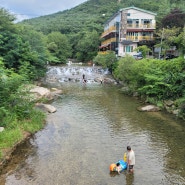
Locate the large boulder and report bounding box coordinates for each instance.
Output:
[137,105,160,112]
[30,86,62,101]
[30,86,51,101]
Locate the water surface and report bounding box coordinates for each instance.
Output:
[0,66,184,185]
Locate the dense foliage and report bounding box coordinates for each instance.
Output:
[93,51,118,73]
[114,55,185,119]
[0,8,46,159]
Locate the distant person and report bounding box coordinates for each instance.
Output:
[100,78,103,84]
[82,74,86,84]
[127,146,135,173]
[82,74,85,80]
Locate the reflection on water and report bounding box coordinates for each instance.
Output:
[0,66,185,185]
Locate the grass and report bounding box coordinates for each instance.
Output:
[0,109,46,161]
[0,128,23,149]
[21,109,46,133]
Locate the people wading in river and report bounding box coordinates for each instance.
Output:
[127,146,135,173]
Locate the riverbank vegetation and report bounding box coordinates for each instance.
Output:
[0,9,46,163]
[0,58,46,162]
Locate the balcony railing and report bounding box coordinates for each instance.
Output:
[101,38,116,45]
[127,23,156,29]
[126,35,154,41]
[101,26,117,38]
[98,51,109,55]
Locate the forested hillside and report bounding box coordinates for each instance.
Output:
[22,0,185,34]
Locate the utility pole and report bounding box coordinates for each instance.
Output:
[158,28,164,59]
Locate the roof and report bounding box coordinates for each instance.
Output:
[104,6,157,26]
[120,6,157,16]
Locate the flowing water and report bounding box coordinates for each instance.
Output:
[0,65,185,185]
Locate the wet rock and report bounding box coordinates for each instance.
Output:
[30,86,62,101]
[30,86,50,97]
[172,109,180,116]
[35,103,57,113]
[30,86,50,101]
[103,77,116,84]
[137,105,160,112]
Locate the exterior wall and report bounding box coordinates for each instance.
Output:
[127,9,155,21]
[118,43,137,57]
[104,13,121,31]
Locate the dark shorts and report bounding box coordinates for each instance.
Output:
[128,165,134,169]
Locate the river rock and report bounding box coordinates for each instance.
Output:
[30,86,62,101]
[0,127,4,132]
[103,77,116,84]
[172,109,180,116]
[35,103,57,113]
[138,105,160,112]
[30,86,50,100]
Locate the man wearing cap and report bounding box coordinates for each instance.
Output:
[127,146,135,173]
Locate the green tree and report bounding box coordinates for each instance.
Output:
[114,55,135,83]
[155,27,181,56]
[0,8,16,32]
[134,45,151,58]
[93,51,117,73]
[175,27,185,55]
[75,30,100,62]
[47,31,72,63]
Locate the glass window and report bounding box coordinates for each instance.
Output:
[125,46,133,52]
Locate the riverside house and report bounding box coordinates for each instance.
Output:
[99,6,157,57]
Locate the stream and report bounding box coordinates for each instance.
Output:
[0,65,185,185]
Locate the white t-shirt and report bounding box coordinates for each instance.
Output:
[127,150,135,165]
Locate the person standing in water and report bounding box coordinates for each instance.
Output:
[82,74,86,83]
[127,146,135,173]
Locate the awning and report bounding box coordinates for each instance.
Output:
[99,43,110,48]
[120,40,133,45]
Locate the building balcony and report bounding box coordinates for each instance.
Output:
[101,26,117,38]
[98,51,109,55]
[126,35,154,41]
[127,23,156,29]
[101,38,117,46]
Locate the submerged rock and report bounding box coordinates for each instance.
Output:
[35,103,57,113]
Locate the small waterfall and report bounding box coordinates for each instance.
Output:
[45,65,116,84]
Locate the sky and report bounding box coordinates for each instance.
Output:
[0,0,88,22]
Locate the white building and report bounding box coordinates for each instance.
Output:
[99,6,157,57]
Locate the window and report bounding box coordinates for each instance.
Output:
[124,46,133,52]
[127,19,132,24]
[143,20,150,24]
